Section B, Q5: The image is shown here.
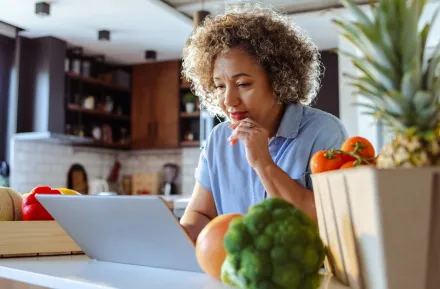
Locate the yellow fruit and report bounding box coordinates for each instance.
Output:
[56,188,81,195]
[22,192,31,199]
[0,187,23,221]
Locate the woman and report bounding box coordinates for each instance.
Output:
[180,4,349,242]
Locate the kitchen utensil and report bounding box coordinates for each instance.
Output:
[67,164,88,195]
[161,163,179,196]
[89,179,109,195]
[132,173,160,195]
[107,161,121,183]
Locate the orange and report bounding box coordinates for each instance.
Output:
[195,213,243,280]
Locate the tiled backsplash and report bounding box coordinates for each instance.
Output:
[10,139,201,196]
[118,147,201,195]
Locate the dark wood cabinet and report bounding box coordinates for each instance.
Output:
[312,50,340,118]
[131,61,180,149]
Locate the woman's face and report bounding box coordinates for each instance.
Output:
[213,48,282,126]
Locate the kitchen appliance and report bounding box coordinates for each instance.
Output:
[161,163,179,196]
[89,179,110,195]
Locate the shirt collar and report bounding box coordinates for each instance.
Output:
[276,103,303,139]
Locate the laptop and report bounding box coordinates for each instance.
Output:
[36,194,203,273]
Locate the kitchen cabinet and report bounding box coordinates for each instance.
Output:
[131,61,180,149]
[13,36,133,150]
[312,50,340,117]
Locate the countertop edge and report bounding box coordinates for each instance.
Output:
[0,265,108,289]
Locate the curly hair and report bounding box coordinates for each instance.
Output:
[181,3,322,117]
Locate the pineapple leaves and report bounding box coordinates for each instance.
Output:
[336,0,440,132]
[413,91,437,112]
[412,0,428,19]
[420,23,430,75]
[339,0,373,27]
[333,19,397,77]
[376,8,399,69]
[401,70,422,100]
[352,58,396,91]
[427,38,440,90]
[402,0,421,77]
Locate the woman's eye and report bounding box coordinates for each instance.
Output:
[215,85,225,90]
[237,83,250,87]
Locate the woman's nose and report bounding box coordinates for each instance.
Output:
[224,87,240,107]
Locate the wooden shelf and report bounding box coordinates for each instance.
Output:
[92,141,131,150]
[66,72,130,93]
[180,111,200,118]
[76,140,131,150]
[67,104,130,121]
[180,140,200,147]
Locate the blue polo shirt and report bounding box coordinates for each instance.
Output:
[195,103,349,215]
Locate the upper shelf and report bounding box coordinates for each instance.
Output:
[67,104,130,121]
[66,72,131,93]
[180,111,200,118]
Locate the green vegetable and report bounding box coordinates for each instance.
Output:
[221,197,326,289]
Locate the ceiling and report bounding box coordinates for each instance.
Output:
[166,0,369,17]
[1,0,437,66]
[0,0,194,64]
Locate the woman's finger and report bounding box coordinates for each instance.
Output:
[228,125,258,144]
[240,118,258,129]
[229,131,248,145]
[228,121,240,129]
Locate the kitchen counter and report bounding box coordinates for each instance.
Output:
[0,255,350,289]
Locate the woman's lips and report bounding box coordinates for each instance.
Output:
[230,112,248,120]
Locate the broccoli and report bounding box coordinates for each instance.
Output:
[221,197,326,289]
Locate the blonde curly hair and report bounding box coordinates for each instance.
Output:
[181,3,322,117]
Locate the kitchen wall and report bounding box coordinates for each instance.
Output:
[10,139,201,196]
[119,147,200,196]
[10,140,118,193]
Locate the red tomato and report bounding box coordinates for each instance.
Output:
[340,161,357,169]
[310,150,345,174]
[341,136,376,162]
[340,159,376,170]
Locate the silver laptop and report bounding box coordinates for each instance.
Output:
[36,194,203,273]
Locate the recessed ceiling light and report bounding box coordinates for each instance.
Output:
[35,2,50,17]
[98,30,110,41]
[145,50,157,61]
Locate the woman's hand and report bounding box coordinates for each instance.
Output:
[227,118,274,171]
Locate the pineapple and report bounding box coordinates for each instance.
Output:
[334,0,440,168]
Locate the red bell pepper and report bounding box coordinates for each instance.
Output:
[22,186,61,221]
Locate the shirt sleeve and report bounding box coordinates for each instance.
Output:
[312,116,349,152]
[194,123,221,192]
[304,114,349,191]
[194,147,212,192]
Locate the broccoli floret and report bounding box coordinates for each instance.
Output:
[221,197,326,289]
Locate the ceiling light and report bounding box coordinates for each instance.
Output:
[98,30,110,41]
[35,2,50,17]
[145,50,157,62]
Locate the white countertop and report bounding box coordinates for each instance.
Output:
[0,255,350,289]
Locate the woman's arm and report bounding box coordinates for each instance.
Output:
[180,182,218,242]
[255,163,317,222]
[228,118,318,222]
